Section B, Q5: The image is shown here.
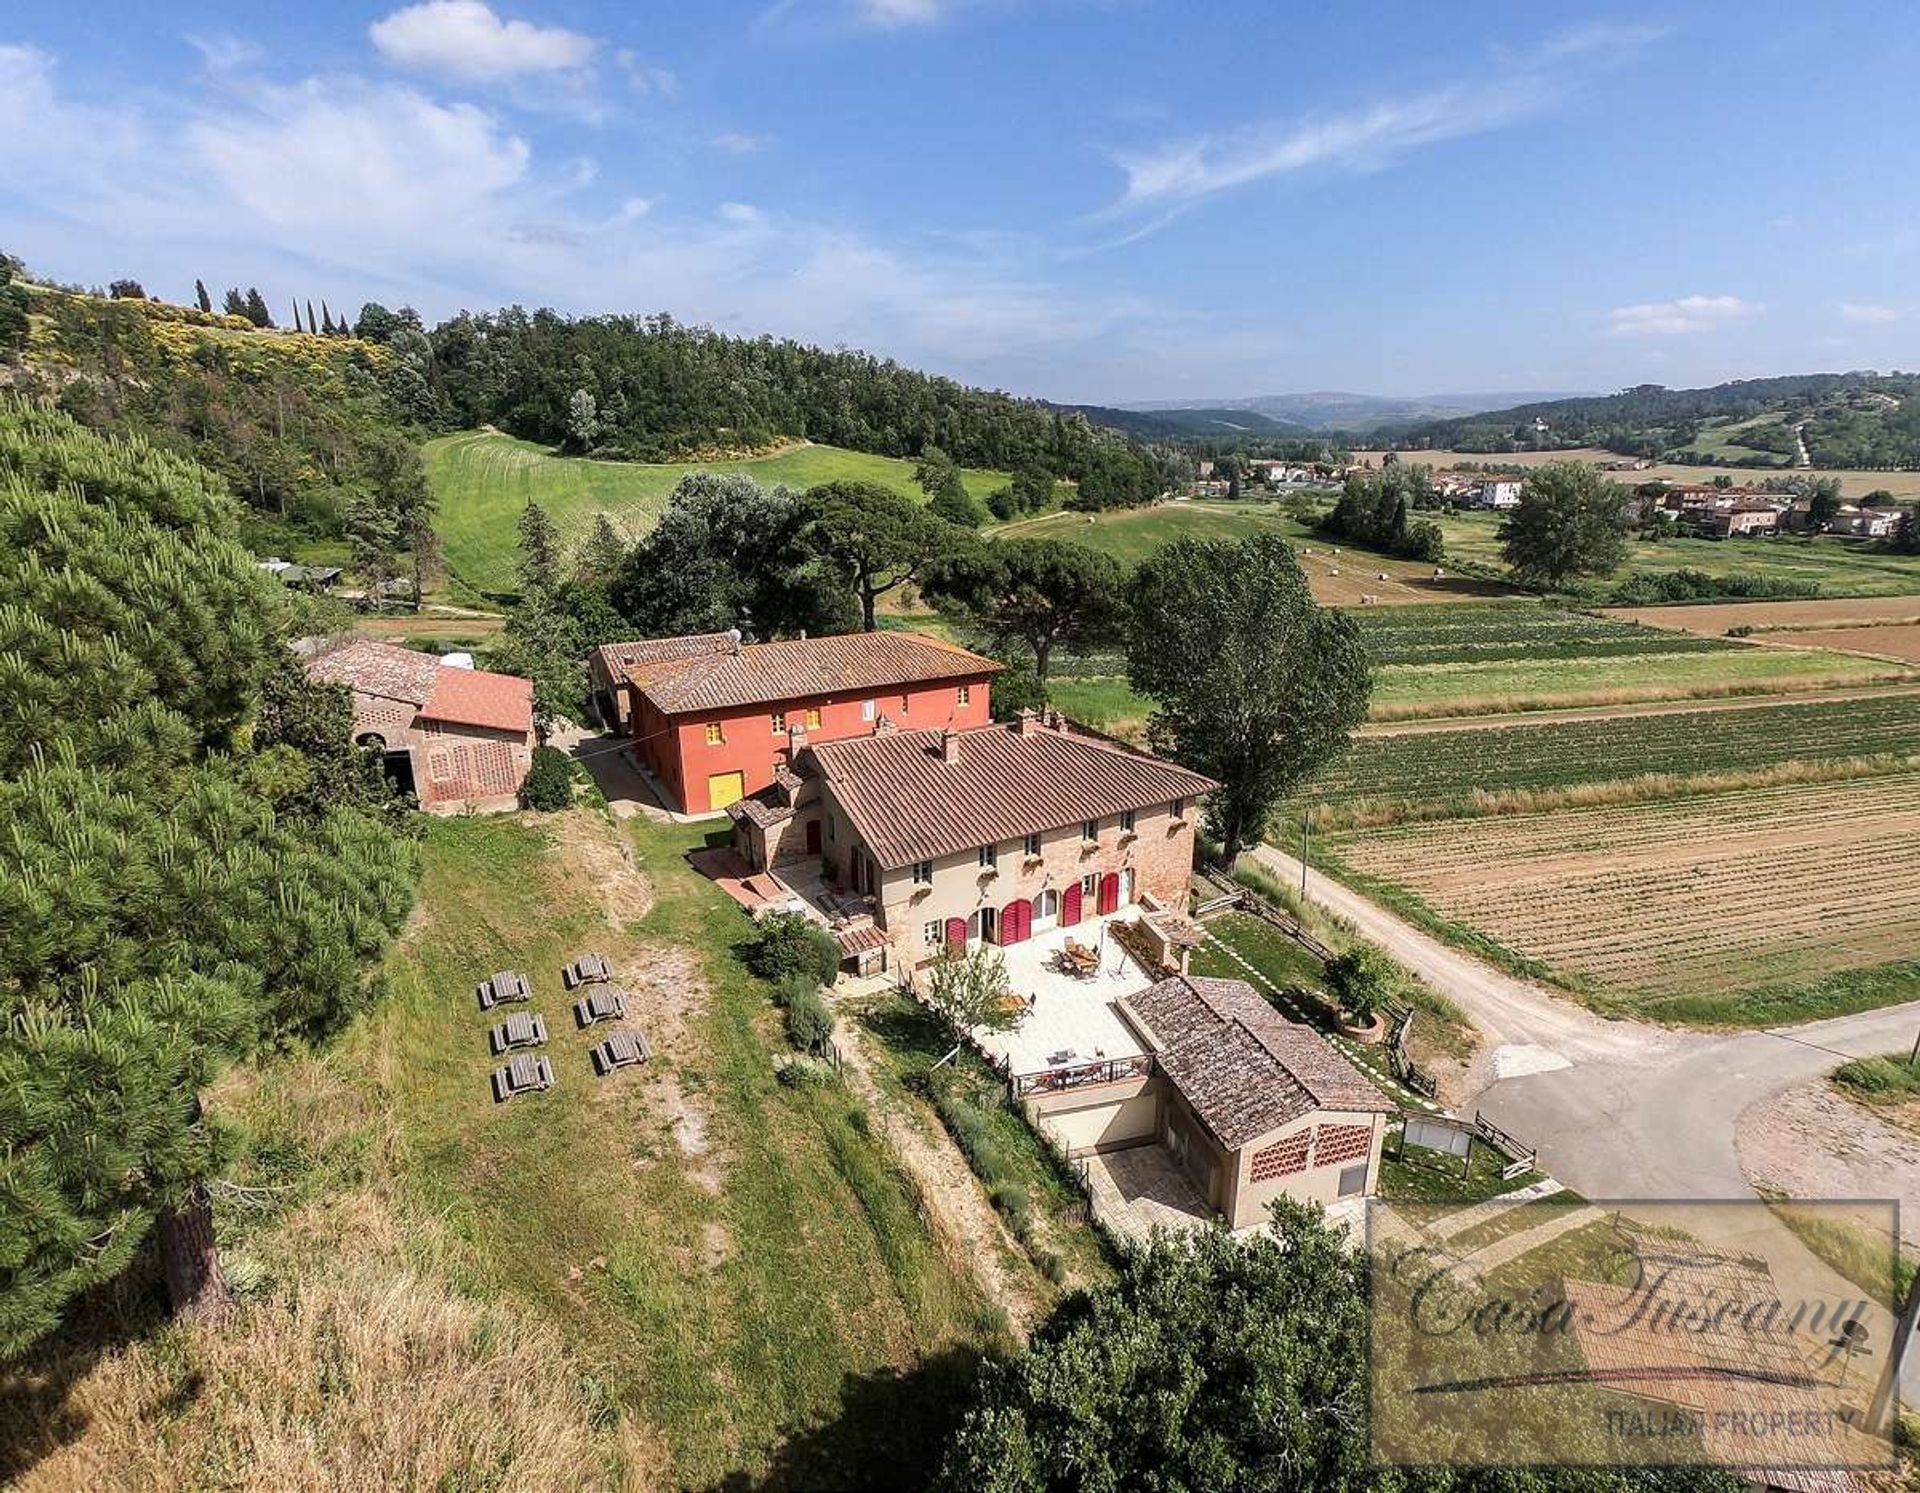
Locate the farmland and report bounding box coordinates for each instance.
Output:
[1432,509,1920,599]
[1001,502,1510,605]
[427,429,1010,597]
[1301,691,1920,826]
[1323,775,1920,1024]
[1357,447,1920,502]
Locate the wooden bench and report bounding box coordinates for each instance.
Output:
[488,1010,548,1055]
[490,1053,555,1103]
[562,953,613,990]
[474,970,532,1010]
[574,986,629,1029]
[590,1030,651,1076]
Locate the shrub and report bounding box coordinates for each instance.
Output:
[776,1054,834,1088]
[784,982,835,1053]
[1324,945,1394,1024]
[740,911,840,985]
[518,744,576,810]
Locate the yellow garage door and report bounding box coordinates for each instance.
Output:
[707,771,745,810]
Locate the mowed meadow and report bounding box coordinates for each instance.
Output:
[427,429,1010,597]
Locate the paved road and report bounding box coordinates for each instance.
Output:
[1256,845,1920,1199]
[1255,844,1920,1393]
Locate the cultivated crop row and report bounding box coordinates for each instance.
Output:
[1301,693,1920,816]
[1354,602,1735,667]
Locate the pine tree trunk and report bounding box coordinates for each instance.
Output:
[159,1181,234,1328]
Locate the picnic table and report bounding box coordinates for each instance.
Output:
[488,1010,548,1055]
[1059,940,1100,977]
[590,1030,651,1076]
[574,986,628,1028]
[490,1052,555,1103]
[563,953,613,989]
[474,970,532,1010]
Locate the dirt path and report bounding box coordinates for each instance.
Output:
[1738,1081,1920,1246]
[834,1023,1041,1334]
[1357,681,1920,736]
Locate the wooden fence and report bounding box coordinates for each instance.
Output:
[1473,1110,1539,1180]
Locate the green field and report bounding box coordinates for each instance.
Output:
[1434,510,1920,598]
[995,501,1304,568]
[428,429,1011,597]
[1353,602,1734,665]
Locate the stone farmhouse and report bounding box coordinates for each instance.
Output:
[301,638,535,812]
[729,708,1217,969]
[596,629,1001,814]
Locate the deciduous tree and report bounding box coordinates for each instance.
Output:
[1499,462,1631,586]
[1127,534,1369,865]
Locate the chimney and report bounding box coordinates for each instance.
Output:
[1013,707,1039,739]
[940,727,960,764]
[725,626,743,655]
[788,722,808,754]
[873,713,898,738]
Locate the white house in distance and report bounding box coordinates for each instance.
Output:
[1470,476,1524,509]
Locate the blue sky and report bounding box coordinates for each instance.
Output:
[3,1,1917,403]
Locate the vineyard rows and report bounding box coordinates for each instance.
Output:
[1303,693,1920,813]
[1354,602,1735,667]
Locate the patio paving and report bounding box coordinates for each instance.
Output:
[975,911,1154,1078]
[1082,1145,1214,1243]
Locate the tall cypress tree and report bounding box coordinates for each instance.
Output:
[242,287,273,328]
[194,278,213,314]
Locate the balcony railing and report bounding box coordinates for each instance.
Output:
[1012,1053,1153,1096]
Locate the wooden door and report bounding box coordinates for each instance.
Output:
[706,770,745,810]
[1097,871,1120,916]
[1061,882,1082,926]
[805,818,822,854]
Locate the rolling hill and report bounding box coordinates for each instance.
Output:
[1398,373,1920,468]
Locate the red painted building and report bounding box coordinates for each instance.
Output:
[614,630,1002,814]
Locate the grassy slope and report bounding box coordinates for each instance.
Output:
[428,429,1010,597]
[292,811,991,1486]
[995,501,1303,568]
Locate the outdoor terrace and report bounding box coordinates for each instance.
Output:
[974,909,1155,1081]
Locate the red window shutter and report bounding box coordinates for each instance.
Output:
[945,916,968,949]
[1000,899,1024,945]
[1097,872,1120,916]
[1017,898,1031,941]
[1061,883,1082,926]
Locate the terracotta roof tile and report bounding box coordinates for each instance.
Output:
[1121,975,1390,1148]
[590,633,733,690]
[304,638,442,706]
[808,721,1216,869]
[631,631,1002,716]
[421,666,534,734]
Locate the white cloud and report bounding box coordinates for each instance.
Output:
[189,80,531,247]
[1605,295,1756,338]
[857,0,944,26]
[712,131,770,154]
[0,44,1144,384]
[1105,24,1657,225]
[371,1,597,81]
[615,49,677,95]
[1839,301,1902,324]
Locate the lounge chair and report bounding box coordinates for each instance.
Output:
[488,1010,548,1055]
[574,986,629,1028]
[490,1052,555,1103]
[562,953,613,989]
[475,970,532,1010]
[590,1030,651,1076]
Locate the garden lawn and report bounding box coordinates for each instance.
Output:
[428,429,1010,597]
[995,501,1304,568]
[256,810,997,1488]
